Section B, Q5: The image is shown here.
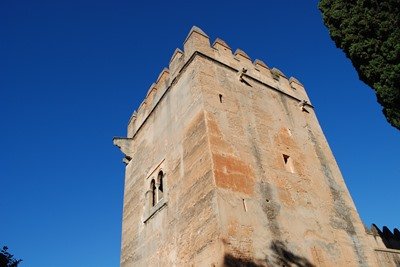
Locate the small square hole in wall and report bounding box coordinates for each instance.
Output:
[283,154,295,173]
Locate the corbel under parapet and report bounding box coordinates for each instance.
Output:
[237,67,248,82]
[298,99,312,112]
[113,137,134,164]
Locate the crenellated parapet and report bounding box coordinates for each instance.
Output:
[126,26,312,138]
[366,224,400,250]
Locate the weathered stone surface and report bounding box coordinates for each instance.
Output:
[114,26,397,266]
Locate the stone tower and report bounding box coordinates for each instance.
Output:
[113,27,380,266]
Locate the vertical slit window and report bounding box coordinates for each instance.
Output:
[151,179,156,207]
[158,171,164,200]
[283,154,295,173]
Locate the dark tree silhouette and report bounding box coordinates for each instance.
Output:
[319,0,400,130]
[0,246,22,267]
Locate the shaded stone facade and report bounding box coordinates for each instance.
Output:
[114,27,398,266]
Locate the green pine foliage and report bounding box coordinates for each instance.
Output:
[319,0,400,130]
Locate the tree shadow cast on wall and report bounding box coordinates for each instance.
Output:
[224,240,315,267]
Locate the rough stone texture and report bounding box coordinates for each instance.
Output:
[114,27,398,266]
[364,225,400,266]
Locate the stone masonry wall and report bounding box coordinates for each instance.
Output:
[114,26,388,266]
[197,53,377,266]
[118,55,222,266]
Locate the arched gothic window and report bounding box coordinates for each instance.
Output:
[144,167,168,223]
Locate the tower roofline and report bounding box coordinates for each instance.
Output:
[126,26,311,139]
[213,38,231,50]
[184,26,209,44]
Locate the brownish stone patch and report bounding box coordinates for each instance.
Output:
[213,153,255,195]
[278,188,294,207]
[311,246,326,266]
[209,135,233,153]
[206,112,234,154]
[275,127,296,148]
[206,112,223,136]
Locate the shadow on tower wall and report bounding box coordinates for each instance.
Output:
[224,240,315,267]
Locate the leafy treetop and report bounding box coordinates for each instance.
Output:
[319,0,400,130]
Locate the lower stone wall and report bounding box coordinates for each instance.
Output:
[374,249,400,267]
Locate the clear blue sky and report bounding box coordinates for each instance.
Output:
[1,1,398,266]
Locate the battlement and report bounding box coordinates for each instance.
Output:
[366,224,400,250]
[127,26,312,138]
